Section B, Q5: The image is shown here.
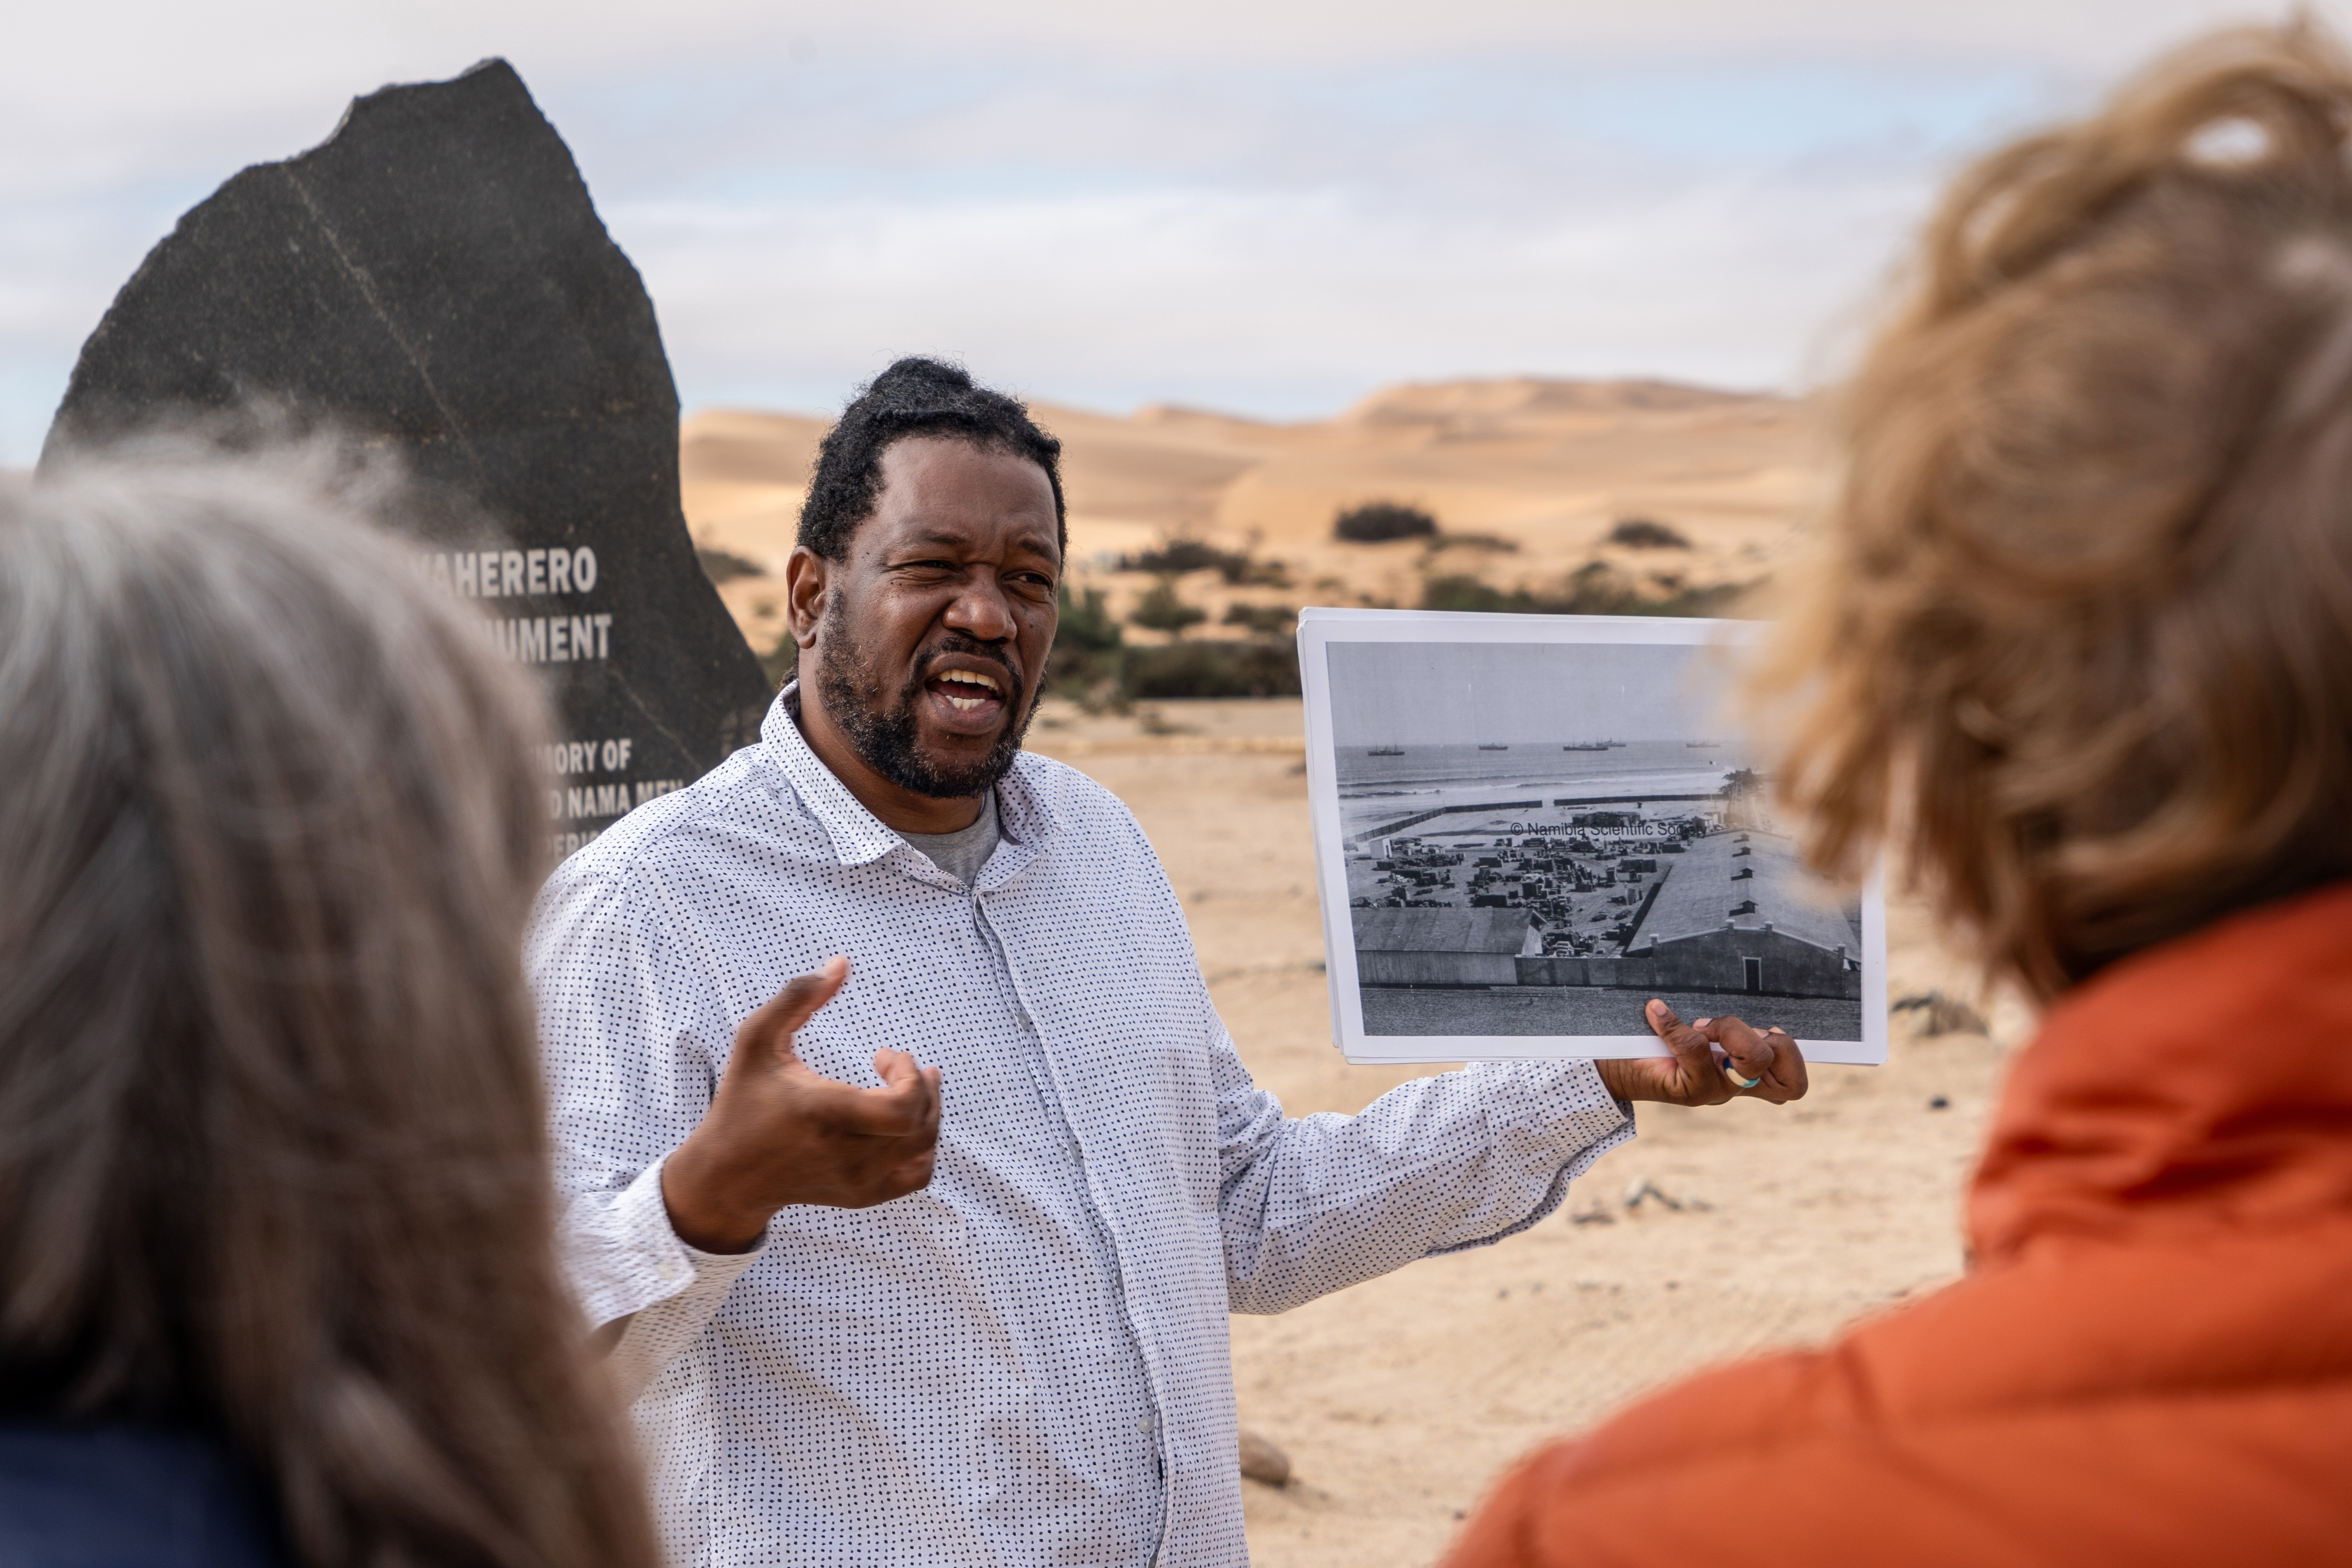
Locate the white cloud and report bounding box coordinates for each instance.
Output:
[2,0,2339,461]
[621,167,1929,420]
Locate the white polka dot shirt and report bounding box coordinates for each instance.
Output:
[529,687,1634,1567]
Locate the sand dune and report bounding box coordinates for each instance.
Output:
[680,377,1831,654]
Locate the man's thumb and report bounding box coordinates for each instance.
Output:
[1645,998,1711,1064]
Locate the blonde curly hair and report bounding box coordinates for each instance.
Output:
[1755,21,2352,1000]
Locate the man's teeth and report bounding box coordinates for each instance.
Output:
[935,670,1002,711]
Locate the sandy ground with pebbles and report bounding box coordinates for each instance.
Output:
[1022,697,2032,1568]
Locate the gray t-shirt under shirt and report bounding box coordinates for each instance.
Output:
[898,791,1002,887]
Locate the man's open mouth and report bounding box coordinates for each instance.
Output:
[924,666,1007,717]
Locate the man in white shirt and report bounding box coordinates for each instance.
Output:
[531,357,1808,1568]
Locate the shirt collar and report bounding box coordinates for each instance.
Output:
[760,682,1063,870]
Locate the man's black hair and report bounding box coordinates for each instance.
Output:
[797,357,1066,561]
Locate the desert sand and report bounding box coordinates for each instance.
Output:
[680,383,2027,1566]
[1019,699,2022,1567]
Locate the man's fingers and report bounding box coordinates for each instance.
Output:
[782,1063,940,1140]
[870,1052,944,1138]
[873,1046,928,1092]
[734,957,851,1067]
[840,1151,940,1209]
[1709,1015,1777,1081]
[1700,1015,1810,1103]
[678,960,949,1219]
[1757,1027,1810,1103]
[1644,1000,1730,1103]
[887,1149,939,1194]
[773,1051,940,1143]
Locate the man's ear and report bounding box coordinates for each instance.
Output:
[785,546,829,649]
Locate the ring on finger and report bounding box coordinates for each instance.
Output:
[1723,1062,1763,1091]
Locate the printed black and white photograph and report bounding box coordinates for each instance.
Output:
[1300,610,1884,1064]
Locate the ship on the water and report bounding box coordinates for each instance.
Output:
[1478,744,1510,751]
[1366,746,1405,756]
[1562,741,1610,751]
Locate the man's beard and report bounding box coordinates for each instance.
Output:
[812,599,1036,799]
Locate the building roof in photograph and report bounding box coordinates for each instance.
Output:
[1352,906,1537,955]
[1630,828,1856,954]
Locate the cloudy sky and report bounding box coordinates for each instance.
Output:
[1,1,2331,463]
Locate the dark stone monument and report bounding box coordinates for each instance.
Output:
[43,59,772,854]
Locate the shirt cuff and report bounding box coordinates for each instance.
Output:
[1490,1058,1637,1140]
[566,1156,767,1329]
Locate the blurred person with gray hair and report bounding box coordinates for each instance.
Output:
[0,440,664,1568]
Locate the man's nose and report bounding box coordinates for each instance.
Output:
[943,577,1017,643]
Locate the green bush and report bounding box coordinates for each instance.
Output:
[1046,583,1303,702]
[1130,579,1208,638]
[1423,531,1519,555]
[1047,583,1125,702]
[1056,582,1125,654]
[1119,538,1292,587]
[1420,566,1747,617]
[1605,517,1692,550]
[1121,538,1236,575]
[1223,555,1293,588]
[1335,501,1437,542]
[1124,640,1301,699]
[1222,602,1298,637]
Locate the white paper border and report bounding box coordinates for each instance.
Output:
[1297,607,1888,1066]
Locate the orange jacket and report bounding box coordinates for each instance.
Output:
[1443,882,2352,1567]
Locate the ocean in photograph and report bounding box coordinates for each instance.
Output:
[1337,739,1746,799]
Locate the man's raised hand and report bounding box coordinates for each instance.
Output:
[661,958,942,1253]
[1593,999,1810,1107]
